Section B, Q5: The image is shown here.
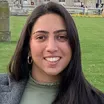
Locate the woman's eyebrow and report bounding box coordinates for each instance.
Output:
[32,29,67,34]
[54,29,67,34]
[33,30,49,34]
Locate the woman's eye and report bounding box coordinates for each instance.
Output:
[57,35,68,42]
[36,35,47,41]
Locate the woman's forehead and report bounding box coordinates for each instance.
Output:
[31,13,66,33]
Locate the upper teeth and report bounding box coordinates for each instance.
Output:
[45,57,60,62]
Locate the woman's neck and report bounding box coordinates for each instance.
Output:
[31,68,60,83]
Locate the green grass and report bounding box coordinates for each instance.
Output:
[74,17,104,92]
[0,16,104,92]
[0,16,27,72]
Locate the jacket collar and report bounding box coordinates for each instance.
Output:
[0,74,27,104]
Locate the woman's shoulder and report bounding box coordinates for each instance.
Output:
[0,73,28,101]
[0,74,28,104]
[0,73,8,78]
[0,73,12,93]
[0,73,9,84]
[0,73,27,90]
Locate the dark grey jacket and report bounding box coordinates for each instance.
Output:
[0,74,27,104]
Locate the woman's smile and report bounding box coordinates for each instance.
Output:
[44,56,61,62]
[44,56,61,68]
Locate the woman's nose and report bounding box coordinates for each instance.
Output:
[46,37,58,53]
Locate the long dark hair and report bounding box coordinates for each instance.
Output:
[9,2,104,104]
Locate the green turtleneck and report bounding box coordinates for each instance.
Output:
[20,76,59,104]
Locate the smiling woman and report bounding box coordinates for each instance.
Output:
[0,1,104,104]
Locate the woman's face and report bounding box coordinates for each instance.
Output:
[29,13,72,82]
